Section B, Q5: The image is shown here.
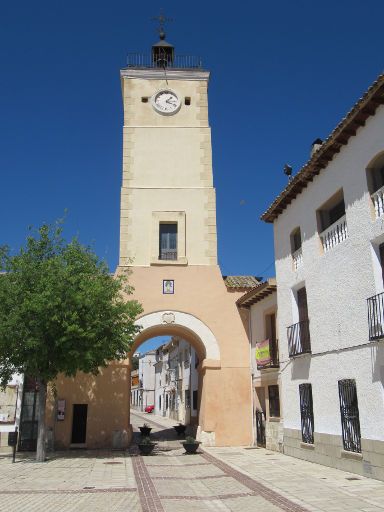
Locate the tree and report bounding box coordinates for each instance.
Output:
[0,222,142,462]
[131,355,140,371]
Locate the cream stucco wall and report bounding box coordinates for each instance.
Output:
[119,69,217,267]
[47,364,130,450]
[119,265,253,447]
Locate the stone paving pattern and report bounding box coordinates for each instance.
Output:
[0,410,384,511]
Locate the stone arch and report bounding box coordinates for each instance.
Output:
[128,310,221,446]
[130,310,221,363]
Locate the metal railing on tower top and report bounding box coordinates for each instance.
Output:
[126,53,203,69]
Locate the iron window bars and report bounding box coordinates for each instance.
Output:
[299,383,315,444]
[338,379,361,453]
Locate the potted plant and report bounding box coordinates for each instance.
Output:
[182,436,200,454]
[138,436,156,456]
[173,423,186,435]
[139,423,152,436]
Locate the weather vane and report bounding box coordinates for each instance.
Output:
[152,9,173,37]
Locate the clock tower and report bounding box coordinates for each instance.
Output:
[119,34,216,268]
[118,31,253,447]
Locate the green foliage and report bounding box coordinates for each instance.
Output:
[0,222,143,388]
[185,436,198,444]
[131,355,139,370]
[139,436,154,445]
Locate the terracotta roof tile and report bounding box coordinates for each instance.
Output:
[223,275,261,289]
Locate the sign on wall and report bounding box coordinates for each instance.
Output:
[163,280,174,294]
[57,399,66,421]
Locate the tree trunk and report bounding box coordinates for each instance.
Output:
[36,379,47,462]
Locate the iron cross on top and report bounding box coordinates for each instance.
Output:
[152,10,173,35]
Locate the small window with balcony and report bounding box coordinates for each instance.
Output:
[287,286,311,357]
[159,223,177,260]
[367,242,384,340]
[317,189,347,252]
[367,154,384,218]
[290,227,303,270]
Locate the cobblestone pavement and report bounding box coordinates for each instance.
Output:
[1,411,384,511]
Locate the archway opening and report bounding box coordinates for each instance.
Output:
[129,333,202,429]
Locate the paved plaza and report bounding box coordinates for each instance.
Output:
[1,411,384,511]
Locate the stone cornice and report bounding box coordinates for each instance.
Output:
[120,68,210,81]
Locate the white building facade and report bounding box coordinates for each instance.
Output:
[138,351,156,411]
[0,374,23,452]
[153,337,199,424]
[262,74,384,481]
[237,280,283,452]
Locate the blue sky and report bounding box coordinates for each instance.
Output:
[1,1,384,352]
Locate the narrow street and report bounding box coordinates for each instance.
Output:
[1,412,384,511]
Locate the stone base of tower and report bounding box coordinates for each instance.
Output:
[123,264,254,447]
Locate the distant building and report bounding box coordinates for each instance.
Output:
[138,351,156,411]
[130,369,140,409]
[0,374,23,452]
[152,337,199,424]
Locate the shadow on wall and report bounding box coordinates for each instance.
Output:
[290,356,311,381]
[49,364,129,449]
[371,342,384,385]
[274,145,384,264]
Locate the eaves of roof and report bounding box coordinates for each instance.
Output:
[236,278,277,308]
[261,72,384,223]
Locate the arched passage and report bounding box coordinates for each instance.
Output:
[127,310,221,446]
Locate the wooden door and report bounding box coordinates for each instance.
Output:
[71,404,88,444]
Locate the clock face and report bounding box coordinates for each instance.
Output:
[152,90,181,115]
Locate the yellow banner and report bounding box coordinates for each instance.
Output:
[256,339,271,365]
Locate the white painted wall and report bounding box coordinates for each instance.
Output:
[273,105,384,441]
[0,374,23,434]
[139,351,156,410]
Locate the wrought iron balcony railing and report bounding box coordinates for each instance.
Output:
[159,250,177,261]
[287,320,311,357]
[256,339,280,370]
[367,291,384,340]
[126,53,203,69]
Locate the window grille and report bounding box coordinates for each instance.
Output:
[159,223,177,260]
[299,383,314,444]
[268,385,280,417]
[338,379,361,453]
